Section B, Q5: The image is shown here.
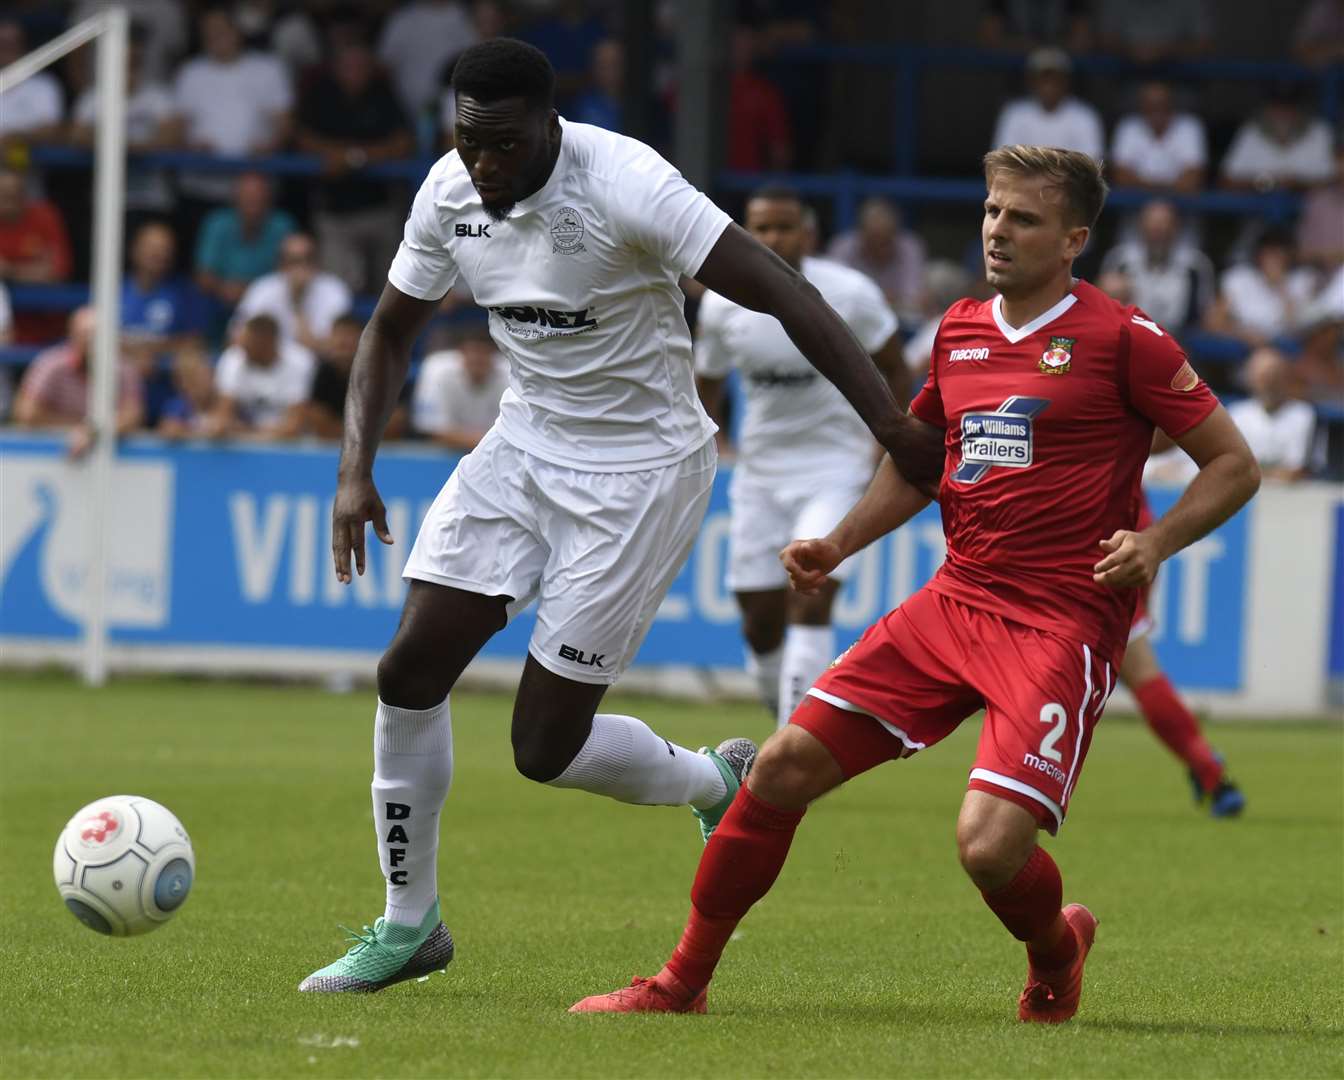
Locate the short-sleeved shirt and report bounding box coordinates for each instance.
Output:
[388,119,732,472]
[121,278,205,340]
[1109,113,1208,185]
[1227,398,1316,473]
[991,97,1104,161]
[1220,118,1335,186]
[194,208,296,283]
[911,279,1218,665]
[696,255,897,487]
[1219,264,1317,340]
[411,349,509,436]
[214,341,315,428]
[232,271,352,346]
[0,72,62,136]
[18,344,143,423]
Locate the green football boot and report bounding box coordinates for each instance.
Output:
[298,900,454,993]
[691,737,757,843]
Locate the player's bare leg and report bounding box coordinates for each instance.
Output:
[737,581,841,728]
[1120,636,1244,816]
[570,720,846,1013]
[957,790,1097,1023]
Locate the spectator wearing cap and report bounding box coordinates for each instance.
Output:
[1205,230,1318,346]
[195,172,297,316]
[304,313,408,439]
[68,29,180,231]
[990,48,1103,161]
[232,233,350,357]
[0,166,74,344]
[172,7,294,209]
[0,20,64,146]
[1100,200,1214,335]
[1221,83,1335,192]
[412,326,508,451]
[296,37,414,294]
[1226,347,1317,482]
[209,313,314,438]
[1110,80,1208,193]
[826,197,927,323]
[13,307,145,456]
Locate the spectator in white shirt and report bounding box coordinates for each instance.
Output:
[233,233,352,356]
[1100,200,1214,333]
[0,20,64,144]
[1221,82,1335,192]
[1206,229,1318,345]
[991,47,1103,162]
[173,7,293,203]
[379,0,479,121]
[412,327,509,450]
[1110,80,1208,192]
[210,313,314,437]
[1227,347,1317,482]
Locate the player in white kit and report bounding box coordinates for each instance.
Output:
[300,39,943,993]
[696,188,905,727]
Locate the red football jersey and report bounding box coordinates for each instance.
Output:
[910,279,1216,666]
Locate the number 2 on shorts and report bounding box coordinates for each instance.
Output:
[1038,703,1068,763]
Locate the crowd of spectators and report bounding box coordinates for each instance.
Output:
[0,0,1339,481]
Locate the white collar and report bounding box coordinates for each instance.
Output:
[991,290,1078,344]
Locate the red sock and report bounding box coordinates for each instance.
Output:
[1133,674,1224,792]
[981,846,1076,969]
[663,786,804,991]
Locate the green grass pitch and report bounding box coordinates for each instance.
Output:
[1,672,1340,1078]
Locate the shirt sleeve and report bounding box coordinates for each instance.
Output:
[1122,310,1218,438]
[1219,125,1257,180]
[214,347,244,398]
[845,273,899,353]
[692,295,733,378]
[608,146,732,278]
[387,171,460,301]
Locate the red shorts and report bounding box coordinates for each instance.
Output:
[794,589,1116,834]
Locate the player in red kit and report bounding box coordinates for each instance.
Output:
[569,146,1260,1023]
[1123,493,1246,816]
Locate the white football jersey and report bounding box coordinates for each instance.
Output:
[695,256,897,486]
[389,120,731,472]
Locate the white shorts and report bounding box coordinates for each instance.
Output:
[727,469,869,592]
[404,430,717,684]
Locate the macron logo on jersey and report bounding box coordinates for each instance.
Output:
[949,347,990,362]
[954,396,1050,483]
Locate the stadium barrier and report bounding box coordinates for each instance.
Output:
[1,430,1339,717]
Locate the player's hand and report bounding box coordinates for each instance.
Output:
[780,538,843,595]
[332,473,393,583]
[1093,529,1162,589]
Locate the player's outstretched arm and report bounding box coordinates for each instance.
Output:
[694,225,943,493]
[332,283,440,583]
[1094,405,1260,589]
[781,444,936,594]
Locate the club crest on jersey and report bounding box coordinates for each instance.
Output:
[550,206,586,253]
[954,396,1050,483]
[1038,336,1074,375]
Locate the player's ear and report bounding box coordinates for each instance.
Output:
[1065,224,1089,261]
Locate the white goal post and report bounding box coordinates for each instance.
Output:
[0,9,128,685]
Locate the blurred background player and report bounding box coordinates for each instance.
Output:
[571,145,1260,1023]
[695,185,903,728]
[304,38,942,997]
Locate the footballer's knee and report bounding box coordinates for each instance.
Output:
[376,639,453,711]
[956,795,1039,891]
[747,724,845,810]
[741,613,784,656]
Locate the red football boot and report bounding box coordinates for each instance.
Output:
[1017,903,1098,1024]
[569,970,707,1014]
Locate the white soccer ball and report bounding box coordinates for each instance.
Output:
[53,795,195,936]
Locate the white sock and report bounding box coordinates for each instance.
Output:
[371,697,453,926]
[745,645,783,718]
[778,624,836,729]
[546,713,727,809]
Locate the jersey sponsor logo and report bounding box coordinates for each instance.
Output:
[454,222,492,238]
[1170,359,1199,391]
[948,346,990,362]
[559,642,605,667]
[1038,336,1074,375]
[550,206,586,253]
[953,396,1050,484]
[1022,752,1067,786]
[488,305,600,340]
[747,370,818,388]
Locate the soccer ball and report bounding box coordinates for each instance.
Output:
[52,795,195,936]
